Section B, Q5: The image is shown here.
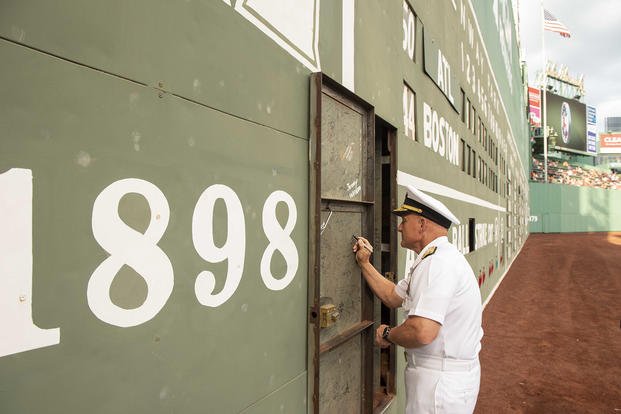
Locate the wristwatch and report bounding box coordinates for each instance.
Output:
[381,326,392,343]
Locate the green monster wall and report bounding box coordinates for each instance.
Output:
[1,0,530,412]
[529,182,621,232]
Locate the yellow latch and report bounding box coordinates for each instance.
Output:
[320,304,339,328]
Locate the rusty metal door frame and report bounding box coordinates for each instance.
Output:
[308,72,376,414]
[373,117,399,408]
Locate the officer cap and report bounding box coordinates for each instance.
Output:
[392,185,460,229]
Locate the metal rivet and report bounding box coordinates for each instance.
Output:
[19,295,26,302]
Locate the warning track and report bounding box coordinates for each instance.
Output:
[476,232,621,413]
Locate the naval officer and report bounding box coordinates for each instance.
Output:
[353,185,483,413]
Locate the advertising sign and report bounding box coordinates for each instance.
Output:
[599,133,621,154]
[545,92,588,155]
[528,86,541,127]
[587,105,597,154]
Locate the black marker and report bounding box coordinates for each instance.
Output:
[352,234,374,252]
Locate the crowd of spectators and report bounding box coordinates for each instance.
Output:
[531,157,621,190]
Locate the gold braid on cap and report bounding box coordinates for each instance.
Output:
[394,197,452,229]
[397,205,422,213]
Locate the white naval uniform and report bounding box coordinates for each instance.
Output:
[394,236,483,414]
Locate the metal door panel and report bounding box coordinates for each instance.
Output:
[319,208,363,343]
[320,92,365,202]
[319,335,362,414]
[309,73,376,414]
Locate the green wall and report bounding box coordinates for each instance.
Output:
[1,1,310,412]
[1,0,529,413]
[529,182,621,232]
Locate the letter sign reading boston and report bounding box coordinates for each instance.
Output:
[423,102,460,167]
[423,28,460,113]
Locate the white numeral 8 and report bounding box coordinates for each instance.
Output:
[261,191,298,291]
[87,179,173,327]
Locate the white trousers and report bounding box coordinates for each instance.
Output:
[404,361,480,414]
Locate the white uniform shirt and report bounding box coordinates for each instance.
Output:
[395,236,483,360]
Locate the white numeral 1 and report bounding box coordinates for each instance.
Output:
[0,168,60,357]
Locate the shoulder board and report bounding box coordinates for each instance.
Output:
[421,246,437,260]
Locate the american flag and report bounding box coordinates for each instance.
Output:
[544,9,571,38]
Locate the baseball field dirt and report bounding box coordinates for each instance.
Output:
[475,232,621,413]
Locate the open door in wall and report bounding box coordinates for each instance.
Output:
[308,73,398,414]
[308,73,375,414]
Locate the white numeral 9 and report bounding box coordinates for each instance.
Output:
[192,184,245,307]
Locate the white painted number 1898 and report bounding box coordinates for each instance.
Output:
[0,168,298,357]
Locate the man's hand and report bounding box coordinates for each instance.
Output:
[375,324,391,348]
[352,236,373,265]
[352,237,403,309]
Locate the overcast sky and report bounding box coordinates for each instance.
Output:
[518,0,621,130]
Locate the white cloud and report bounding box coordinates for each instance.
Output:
[582,2,621,32]
[596,99,621,129]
